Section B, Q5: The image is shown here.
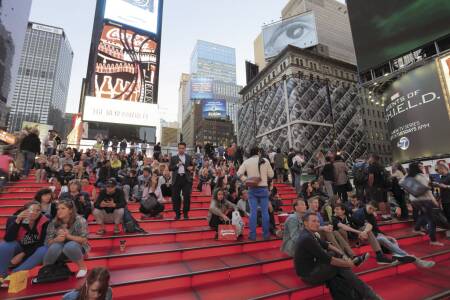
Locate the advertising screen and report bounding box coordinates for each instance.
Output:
[383,60,450,162]
[104,0,160,34]
[202,100,227,119]
[191,78,213,100]
[347,0,450,72]
[263,11,318,59]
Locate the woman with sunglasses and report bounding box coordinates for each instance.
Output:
[43,200,90,278]
[0,201,49,280]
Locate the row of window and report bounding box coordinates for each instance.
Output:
[363,119,386,130]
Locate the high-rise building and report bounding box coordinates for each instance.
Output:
[7,22,73,132]
[254,0,356,69]
[0,0,32,129]
[190,40,236,84]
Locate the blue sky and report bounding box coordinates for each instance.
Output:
[29,0,290,121]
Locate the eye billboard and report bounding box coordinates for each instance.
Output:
[383,56,450,162]
[262,11,318,59]
[104,0,160,34]
[83,23,159,127]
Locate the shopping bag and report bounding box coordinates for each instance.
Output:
[202,183,212,196]
[218,224,238,241]
[8,270,28,294]
[232,210,244,236]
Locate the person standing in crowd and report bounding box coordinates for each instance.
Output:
[0,202,49,279]
[292,150,305,195]
[93,138,103,152]
[119,138,127,153]
[273,148,285,184]
[281,198,307,257]
[402,162,443,246]
[44,200,89,278]
[43,130,56,157]
[287,148,296,187]
[141,140,148,156]
[102,136,110,152]
[333,155,349,203]
[93,179,126,235]
[237,146,274,241]
[321,156,335,200]
[353,158,369,203]
[153,142,161,161]
[63,267,112,300]
[391,162,408,219]
[294,212,380,300]
[436,162,450,228]
[20,128,41,178]
[111,137,118,153]
[169,142,194,220]
[367,154,389,217]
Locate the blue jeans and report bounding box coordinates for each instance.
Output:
[22,150,36,176]
[0,241,48,277]
[248,187,270,239]
[376,233,408,257]
[44,241,84,265]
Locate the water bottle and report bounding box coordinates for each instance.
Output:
[22,207,33,224]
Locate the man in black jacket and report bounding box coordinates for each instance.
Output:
[20,129,41,177]
[295,212,381,300]
[287,148,296,187]
[93,179,126,235]
[169,142,194,220]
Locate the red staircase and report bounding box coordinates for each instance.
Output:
[0,176,449,300]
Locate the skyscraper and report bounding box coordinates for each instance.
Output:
[7,22,73,132]
[190,40,236,84]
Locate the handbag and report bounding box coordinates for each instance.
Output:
[431,207,450,229]
[218,223,238,241]
[399,177,429,197]
[231,210,244,236]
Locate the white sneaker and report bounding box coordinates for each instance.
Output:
[414,259,435,268]
[76,269,88,278]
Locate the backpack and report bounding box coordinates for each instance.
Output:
[32,262,72,284]
[352,163,368,186]
[122,207,146,233]
[291,161,303,175]
[141,193,158,211]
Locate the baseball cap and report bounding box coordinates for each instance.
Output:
[106,178,117,187]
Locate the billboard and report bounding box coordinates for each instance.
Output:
[347,0,450,72]
[104,0,160,34]
[263,11,318,59]
[439,53,450,117]
[191,78,213,100]
[383,60,450,162]
[202,100,227,119]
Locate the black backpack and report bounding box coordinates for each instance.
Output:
[141,193,158,211]
[123,207,146,233]
[32,262,72,284]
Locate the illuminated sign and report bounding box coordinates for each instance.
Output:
[202,100,227,119]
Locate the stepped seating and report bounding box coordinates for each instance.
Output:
[0,176,449,300]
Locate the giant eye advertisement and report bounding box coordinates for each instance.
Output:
[83,24,159,127]
[383,58,450,162]
[104,0,160,34]
[263,11,318,59]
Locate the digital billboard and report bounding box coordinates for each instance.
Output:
[202,100,227,119]
[263,11,318,59]
[347,0,450,72]
[104,0,160,34]
[191,78,213,100]
[383,60,450,162]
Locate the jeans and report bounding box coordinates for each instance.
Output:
[300,263,379,300]
[376,233,408,256]
[294,173,302,194]
[0,241,48,277]
[248,187,270,239]
[412,200,437,242]
[22,150,36,176]
[44,241,83,265]
[123,185,139,202]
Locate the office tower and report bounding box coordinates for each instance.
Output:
[7,22,73,132]
[0,0,32,128]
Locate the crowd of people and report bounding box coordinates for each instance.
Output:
[0,129,449,299]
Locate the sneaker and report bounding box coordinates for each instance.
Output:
[414,259,435,268]
[96,229,106,235]
[113,226,121,235]
[430,241,444,247]
[392,255,416,263]
[76,269,88,278]
[353,252,370,267]
[376,256,394,265]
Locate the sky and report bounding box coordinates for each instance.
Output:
[29,0,292,122]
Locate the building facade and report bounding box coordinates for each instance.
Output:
[7,22,73,132]
[193,103,234,147]
[254,0,356,69]
[240,45,366,169]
